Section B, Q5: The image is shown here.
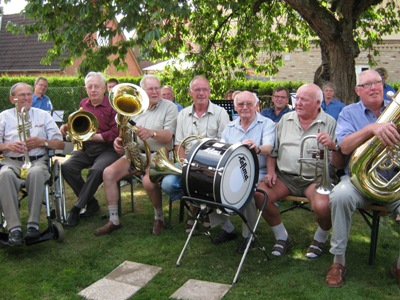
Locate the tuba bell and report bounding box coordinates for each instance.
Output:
[349,91,400,204]
[67,108,98,149]
[109,83,151,173]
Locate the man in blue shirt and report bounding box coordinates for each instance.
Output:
[375,67,396,100]
[161,85,183,111]
[32,77,53,112]
[260,87,292,122]
[321,82,345,120]
[325,69,400,287]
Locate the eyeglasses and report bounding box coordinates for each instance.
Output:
[16,93,32,97]
[357,81,383,89]
[191,88,210,94]
[236,102,255,108]
[273,95,288,99]
[145,87,161,92]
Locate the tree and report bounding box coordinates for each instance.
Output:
[6,0,400,103]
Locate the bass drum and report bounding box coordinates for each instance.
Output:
[182,139,259,214]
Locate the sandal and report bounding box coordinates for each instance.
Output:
[271,237,293,256]
[305,239,325,259]
[325,263,347,288]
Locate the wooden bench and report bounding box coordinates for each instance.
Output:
[280,195,390,265]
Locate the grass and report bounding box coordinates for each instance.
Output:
[0,179,399,300]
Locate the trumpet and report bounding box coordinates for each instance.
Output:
[298,130,333,195]
[15,99,32,179]
[67,108,98,149]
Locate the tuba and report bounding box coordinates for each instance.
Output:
[15,99,32,179]
[67,108,98,149]
[349,91,400,204]
[109,83,151,174]
[298,121,333,194]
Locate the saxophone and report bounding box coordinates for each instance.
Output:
[15,99,32,179]
[349,91,400,204]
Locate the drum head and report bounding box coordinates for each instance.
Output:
[183,139,258,215]
[214,142,258,214]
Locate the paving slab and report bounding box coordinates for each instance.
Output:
[170,279,231,300]
[79,261,162,300]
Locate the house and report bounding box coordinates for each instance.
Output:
[0,13,143,77]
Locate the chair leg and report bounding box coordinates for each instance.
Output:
[369,211,380,265]
[130,178,134,212]
[167,197,173,228]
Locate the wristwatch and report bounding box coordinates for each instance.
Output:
[152,131,157,138]
[44,140,49,148]
[330,144,340,152]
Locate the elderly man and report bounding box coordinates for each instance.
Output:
[32,77,53,112]
[95,75,178,236]
[261,87,292,122]
[60,72,120,227]
[161,75,230,232]
[160,85,183,112]
[325,70,400,287]
[254,83,343,258]
[0,83,64,245]
[212,91,276,253]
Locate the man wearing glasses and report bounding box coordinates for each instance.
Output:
[161,75,230,233]
[325,69,400,287]
[261,87,292,123]
[60,72,120,227]
[95,75,178,236]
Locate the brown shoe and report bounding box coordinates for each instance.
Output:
[325,263,347,288]
[390,264,400,284]
[152,219,164,236]
[94,221,122,236]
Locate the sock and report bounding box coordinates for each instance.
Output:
[313,226,330,243]
[221,220,235,233]
[333,254,346,266]
[10,226,22,233]
[27,224,39,230]
[108,205,119,225]
[154,208,164,221]
[271,223,288,241]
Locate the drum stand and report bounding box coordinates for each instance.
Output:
[175,189,270,285]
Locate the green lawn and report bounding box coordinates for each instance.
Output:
[0,180,399,300]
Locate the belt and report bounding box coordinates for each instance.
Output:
[10,155,45,161]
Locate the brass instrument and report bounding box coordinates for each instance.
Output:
[149,123,203,183]
[349,91,400,204]
[15,99,32,179]
[298,122,333,194]
[67,108,98,149]
[109,83,151,173]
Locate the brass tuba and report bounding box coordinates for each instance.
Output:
[67,108,98,149]
[298,121,333,194]
[14,99,32,179]
[109,83,151,173]
[349,91,400,204]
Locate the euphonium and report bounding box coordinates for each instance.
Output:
[67,108,98,149]
[15,99,32,179]
[298,122,333,194]
[109,83,151,173]
[349,91,400,204]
